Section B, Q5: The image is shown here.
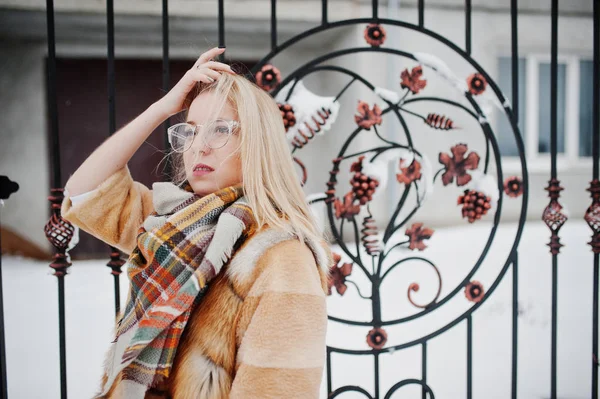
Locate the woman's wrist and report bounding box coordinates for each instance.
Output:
[148,100,172,122]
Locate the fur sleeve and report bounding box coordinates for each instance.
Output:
[230,239,328,399]
[60,166,154,254]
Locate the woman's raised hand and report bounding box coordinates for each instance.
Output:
[157,47,235,117]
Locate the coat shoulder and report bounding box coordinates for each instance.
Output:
[226,227,332,298]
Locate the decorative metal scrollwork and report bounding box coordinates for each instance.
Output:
[251,18,528,397]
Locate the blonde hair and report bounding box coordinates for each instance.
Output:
[171,70,324,245]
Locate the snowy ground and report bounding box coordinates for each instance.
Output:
[1,220,594,398]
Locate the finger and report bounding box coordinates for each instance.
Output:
[196,75,216,84]
[204,61,235,74]
[197,47,226,64]
[193,68,221,82]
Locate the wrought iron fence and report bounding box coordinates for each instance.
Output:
[0,0,598,398]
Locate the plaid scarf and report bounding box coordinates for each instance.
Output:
[98,182,256,398]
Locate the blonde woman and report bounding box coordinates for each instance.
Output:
[61,46,332,399]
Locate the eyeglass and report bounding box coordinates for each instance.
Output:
[167,119,240,153]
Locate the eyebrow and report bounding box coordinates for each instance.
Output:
[186,118,228,125]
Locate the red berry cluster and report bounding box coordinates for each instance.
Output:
[351,173,379,205]
[457,189,492,223]
[350,156,379,205]
[278,103,296,132]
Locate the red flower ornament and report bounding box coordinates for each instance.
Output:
[466,73,487,95]
[255,64,281,91]
[334,192,361,221]
[327,253,353,296]
[400,65,427,94]
[438,144,480,186]
[396,158,422,185]
[465,281,485,303]
[366,327,388,350]
[355,101,383,130]
[405,222,434,251]
[364,23,386,47]
[504,176,523,198]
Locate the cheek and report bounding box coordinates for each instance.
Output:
[183,154,192,174]
[217,140,242,181]
[221,155,242,180]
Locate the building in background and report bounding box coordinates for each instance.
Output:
[0,0,594,255]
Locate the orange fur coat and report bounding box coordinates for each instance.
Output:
[61,167,332,398]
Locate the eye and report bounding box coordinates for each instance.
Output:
[213,121,230,135]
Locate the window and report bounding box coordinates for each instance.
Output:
[496,56,594,165]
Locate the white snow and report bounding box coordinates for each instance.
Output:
[1,220,594,399]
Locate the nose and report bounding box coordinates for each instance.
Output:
[190,128,211,155]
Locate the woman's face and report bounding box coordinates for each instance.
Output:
[183,91,243,197]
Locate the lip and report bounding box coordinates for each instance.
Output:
[192,163,215,176]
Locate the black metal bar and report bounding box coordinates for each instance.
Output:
[418,0,424,28]
[161,0,171,178]
[465,0,471,55]
[0,178,16,399]
[512,254,519,399]
[106,0,125,318]
[107,0,115,136]
[511,0,519,124]
[271,0,277,50]
[374,353,380,399]
[467,315,472,399]
[46,1,69,398]
[551,255,557,399]
[371,281,381,325]
[218,0,225,61]
[113,274,121,315]
[46,0,60,189]
[550,2,558,398]
[57,275,67,399]
[327,348,332,394]
[421,342,427,399]
[592,1,599,398]
[162,0,170,100]
[593,0,599,180]
[550,0,558,179]
[594,252,599,399]
[0,212,7,399]
[322,0,328,25]
[333,77,356,102]
[372,0,378,20]
[107,250,124,317]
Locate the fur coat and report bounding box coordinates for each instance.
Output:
[61,167,332,398]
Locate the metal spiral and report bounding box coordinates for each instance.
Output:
[425,113,455,130]
[291,107,332,149]
[293,157,308,186]
[361,209,380,255]
[325,157,342,204]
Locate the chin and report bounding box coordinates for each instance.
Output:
[189,182,215,197]
[184,175,210,194]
